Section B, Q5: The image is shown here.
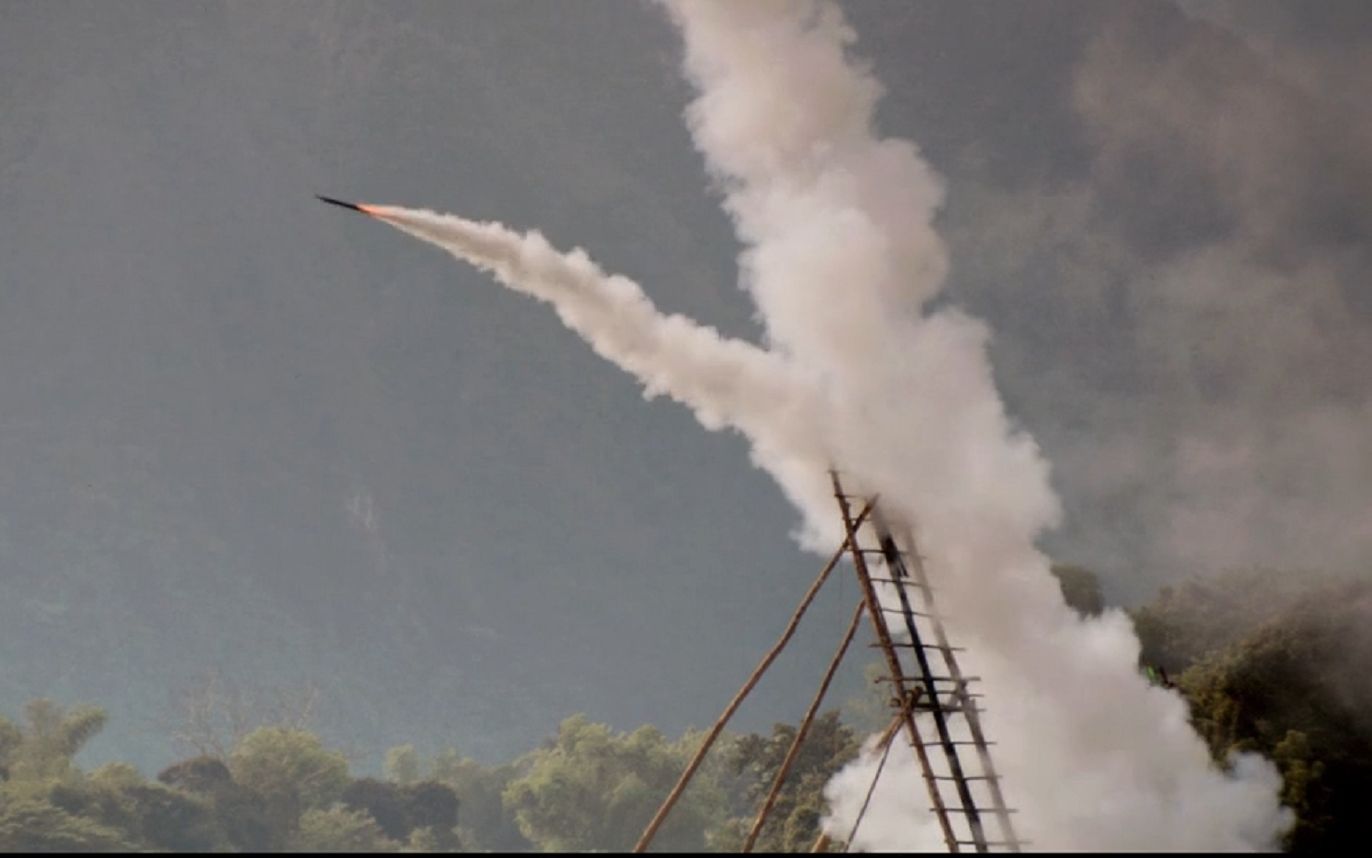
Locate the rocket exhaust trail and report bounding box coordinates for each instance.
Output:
[353,203,819,455]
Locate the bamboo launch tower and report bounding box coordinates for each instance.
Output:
[633,471,1023,853]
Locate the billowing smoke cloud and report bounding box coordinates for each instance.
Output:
[358,0,1290,848]
[663,1,1287,849]
[938,1,1372,588]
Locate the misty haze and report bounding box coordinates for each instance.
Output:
[1,0,1368,852]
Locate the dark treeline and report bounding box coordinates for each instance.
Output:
[1,567,1368,852]
[0,700,857,852]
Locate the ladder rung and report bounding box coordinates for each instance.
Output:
[883,642,966,652]
[869,576,933,590]
[870,544,926,559]
[923,697,985,708]
[859,551,914,562]
[876,607,938,618]
[916,740,996,747]
[900,702,987,713]
[931,775,999,782]
[882,695,987,714]
[939,807,1018,815]
[874,675,980,686]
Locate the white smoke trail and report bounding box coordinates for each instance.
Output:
[358,0,1291,848]
[363,206,830,490]
[663,0,1288,850]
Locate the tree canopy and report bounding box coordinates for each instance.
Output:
[0,565,1366,851]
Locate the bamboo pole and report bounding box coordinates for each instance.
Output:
[805,712,907,854]
[843,705,915,852]
[632,504,871,853]
[742,600,866,852]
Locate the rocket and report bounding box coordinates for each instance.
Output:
[315,195,379,216]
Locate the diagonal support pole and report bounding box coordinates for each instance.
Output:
[742,600,866,852]
[843,698,918,853]
[633,502,872,853]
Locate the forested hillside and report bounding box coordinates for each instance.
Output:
[1,568,1366,851]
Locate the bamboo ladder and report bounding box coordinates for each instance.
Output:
[633,471,1022,853]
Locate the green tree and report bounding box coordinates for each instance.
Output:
[502,714,726,852]
[404,824,448,852]
[0,702,234,851]
[225,726,350,848]
[229,726,350,812]
[289,805,400,852]
[1130,567,1317,673]
[710,711,858,853]
[2,699,107,782]
[1178,578,1372,851]
[398,781,461,849]
[342,778,412,840]
[1049,564,1105,617]
[48,775,225,852]
[429,750,531,852]
[340,777,459,846]
[87,762,142,790]
[385,744,422,785]
[0,716,21,781]
[158,755,276,851]
[0,797,138,852]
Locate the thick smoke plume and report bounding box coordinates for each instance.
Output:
[361,0,1291,848]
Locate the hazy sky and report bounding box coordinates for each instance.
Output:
[1,0,1367,772]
